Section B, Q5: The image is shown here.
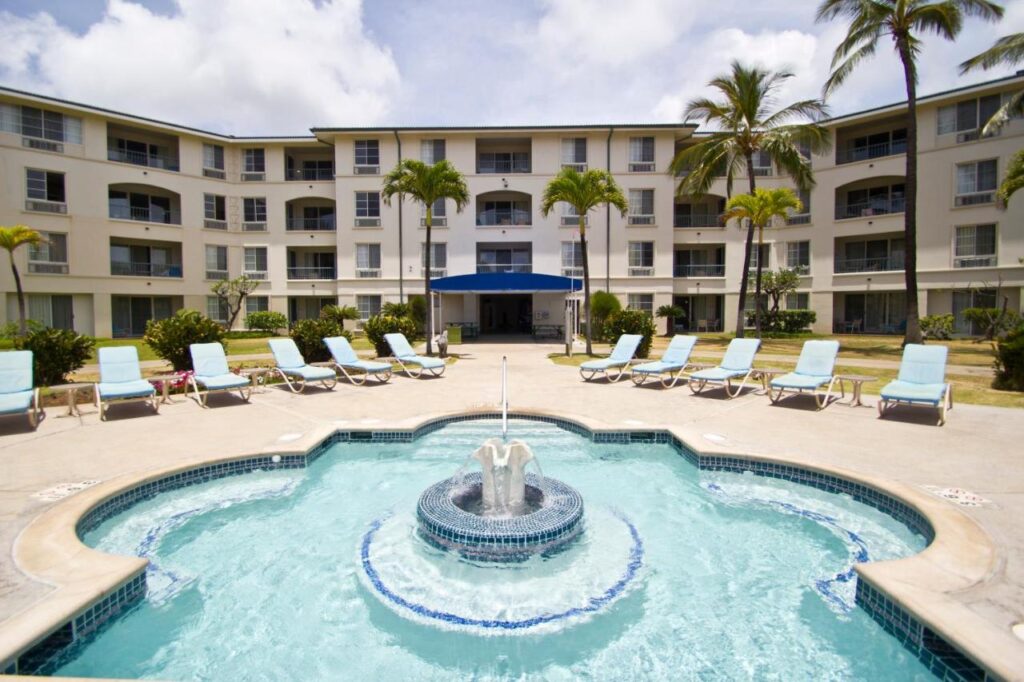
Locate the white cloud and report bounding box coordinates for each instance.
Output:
[0,0,401,134]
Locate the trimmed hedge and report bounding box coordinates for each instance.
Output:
[14,328,95,385]
[602,309,656,359]
[363,314,419,357]
[290,318,349,363]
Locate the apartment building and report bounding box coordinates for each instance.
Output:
[1,74,1021,339]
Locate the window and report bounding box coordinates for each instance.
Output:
[356,243,382,277]
[561,241,583,277]
[26,294,74,329]
[356,295,382,320]
[422,198,446,219]
[953,289,996,334]
[28,232,68,274]
[421,242,447,276]
[838,183,905,218]
[478,200,530,226]
[242,197,267,230]
[628,189,655,224]
[108,190,175,223]
[356,191,381,217]
[477,152,530,173]
[628,241,654,276]
[561,137,587,168]
[25,169,65,208]
[786,241,810,274]
[752,150,773,175]
[421,139,445,163]
[202,143,225,178]
[627,294,654,316]
[205,245,228,280]
[0,103,82,144]
[836,238,904,273]
[937,94,1009,137]
[246,296,269,314]
[628,137,654,171]
[244,247,268,278]
[243,148,265,173]
[954,224,997,268]
[206,296,229,323]
[477,245,532,273]
[749,243,769,270]
[955,160,998,205]
[355,140,380,166]
[204,193,226,225]
[786,293,809,310]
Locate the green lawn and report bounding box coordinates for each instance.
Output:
[83,334,375,363]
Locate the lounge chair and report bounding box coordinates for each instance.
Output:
[268,339,337,393]
[0,351,41,428]
[579,334,643,382]
[95,346,159,420]
[187,343,251,406]
[878,344,952,425]
[630,335,698,388]
[384,333,446,378]
[324,336,392,385]
[767,340,842,409]
[688,338,761,398]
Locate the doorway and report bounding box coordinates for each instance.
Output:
[480,295,532,334]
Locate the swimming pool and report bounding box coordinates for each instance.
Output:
[56,419,934,679]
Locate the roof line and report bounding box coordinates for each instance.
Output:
[311,123,698,133]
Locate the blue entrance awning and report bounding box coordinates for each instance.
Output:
[429,272,582,294]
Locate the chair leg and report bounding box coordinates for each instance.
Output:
[239,385,252,402]
[378,369,392,383]
[631,372,647,386]
[689,379,706,395]
[769,387,785,404]
[877,398,888,419]
[608,366,625,383]
[322,376,337,390]
[724,377,744,398]
[580,368,597,382]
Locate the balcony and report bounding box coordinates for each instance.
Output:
[109,204,181,225]
[285,147,334,181]
[833,255,905,273]
[478,208,531,226]
[111,261,182,278]
[109,184,182,225]
[477,138,531,174]
[107,125,179,172]
[674,264,725,277]
[673,213,719,228]
[836,139,907,164]
[287,266,336,280]
[477,263,531,273]
[477,191,531,227]
[286,167,334,181]
[835,196,905,220]
[107,147,179,171]
[287,216,336,231]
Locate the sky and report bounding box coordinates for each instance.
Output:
[0,0,1022,136]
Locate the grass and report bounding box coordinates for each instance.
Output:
[83,335,375,363]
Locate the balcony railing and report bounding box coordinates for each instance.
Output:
[673,263,725,277]
[837,139,907,164]
[477,209,531,226]
[833,255,905,273]
[109,205,181,225]
[29,261,68,275]
[287,266,336,280]
[954,255,997,268]
[286,167,334,181]
[477,264,531,273]
[107,147,179,171]
[673,213,719,228]
[835,197,905,220]
[111,261,182,277]
[287,216,336,231]
[477,158,530,173]
[786,213,811,226]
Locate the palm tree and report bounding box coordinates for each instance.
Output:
[0,225,45,335]
[382,159,469,355]
[818,0,1004,345]
[722,189,803,336]
[540,168,628,355]
[999,148,1024,202]
[960,33,1024,135]
[669,61,830,338]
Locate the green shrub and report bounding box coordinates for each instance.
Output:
[0,319,44,340]
[143,309,226,371]
[14,327,95,386]
[289,318,349,363]
[409,295,428,327]
[246,310,288,334]
[320,305,359,327]
[363,314,419,357]
[381,302,412,318]
[920,314,954,340]
[962,307,1021,340]
[602,309,656,359]
[590,291,621,341]
[750,309,816,333]
[994,324,1024,391]
[225,330,274,339]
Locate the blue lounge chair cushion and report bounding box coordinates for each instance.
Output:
[719,338,761,371]
[98,346,144,383]
[0,351,33,396]
[581,358,627,371]
[195,373,250,391]
[880,380,947,406]
[631,360,686,375]
[690,367,748,382]
[281,365,336,382]
[771,373,832,390]
[793,340,840,378]
[607,334,643,363]
[98,379,156,400]
[660,335,698,365]
[344,360,392,373]
[190,343,231,377]
[269,339,308,370]
[0,390,33,415]
[384,333,445,369]
[403,355,445,370]
[896,345,948,385]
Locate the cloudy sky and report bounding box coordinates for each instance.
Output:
[0,0,1022,135]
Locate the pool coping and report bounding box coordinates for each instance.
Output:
[0,408,1019,680]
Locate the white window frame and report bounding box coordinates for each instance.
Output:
[953,224,997,268]
[356,294,382,321]
[627,293,654,316]
[786,241,810,274]
[206,296,229,324]
[243,246,268,279]
[628,189,655,225]
[246,296,269,314]
[955,159,998,206]
[356,243,382,278]
[421,242,447,277]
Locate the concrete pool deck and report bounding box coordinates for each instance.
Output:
[0,341,1022,677]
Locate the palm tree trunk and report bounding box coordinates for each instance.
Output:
[9,252,26,335]
[579,216,593,356]
[734,154,758,338]
[754,224,764,337]
[898,38,923,345]
[424,208,433,355]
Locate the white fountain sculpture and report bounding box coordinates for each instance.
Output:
[471,439,536,516]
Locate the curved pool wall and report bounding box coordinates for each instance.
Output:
[0,411,991,680]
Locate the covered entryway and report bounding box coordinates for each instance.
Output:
[480,294,531,334]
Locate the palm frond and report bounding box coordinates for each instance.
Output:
[0,225,45,253]
[998,147,1024,203]
[540,167,627,218]
[960,32,1024,73]
[981,88,1024,135]
[824,41,878,96]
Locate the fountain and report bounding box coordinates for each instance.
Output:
[416,438,584,561]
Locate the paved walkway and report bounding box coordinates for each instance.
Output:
[1,341,1022,675]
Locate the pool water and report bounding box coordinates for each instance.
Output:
[57,419,935,680]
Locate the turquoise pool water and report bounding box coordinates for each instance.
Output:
[58,419,935,680]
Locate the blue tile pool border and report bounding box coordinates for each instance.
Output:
[7,412,991,681]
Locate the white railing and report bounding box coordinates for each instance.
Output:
[501,355,509,439]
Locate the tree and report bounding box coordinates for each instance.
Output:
[382,159,469,355]
[722,189,803,336]
[669,61,829,339]
[818,0,1005,345]
[0,225,46,335]
[960,32,1024,135]
[656,304,685,335]
[762,269,802,313]
[540,168,628,355]
[998,148,1024,202]
[210,275,260,330]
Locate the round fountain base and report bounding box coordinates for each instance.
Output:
[417,472,584,562]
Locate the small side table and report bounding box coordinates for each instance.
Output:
[836,374,877,407]
[239,367,272,393]
[752,367,789,393]
[49,382,93,417]
[148,374,183,404]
